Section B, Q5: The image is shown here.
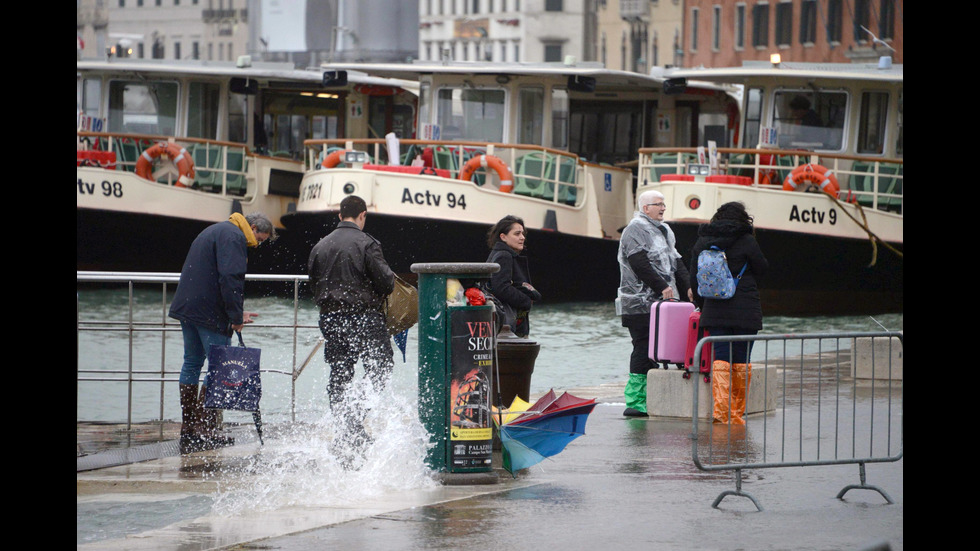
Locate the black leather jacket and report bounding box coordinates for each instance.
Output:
[308,221,395,314]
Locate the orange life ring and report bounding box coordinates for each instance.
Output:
[458,154,513,192]
[783,163,840,196]
[135,142,195,188]
[320,149,350,169]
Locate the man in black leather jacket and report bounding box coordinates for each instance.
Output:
[308,195,395,420]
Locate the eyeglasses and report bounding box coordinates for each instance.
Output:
[643,202,666,208]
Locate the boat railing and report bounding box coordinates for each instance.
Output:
[77,131,253,198]
[76,271,317,430]
[638,147,903,215]
[304,138,585,207]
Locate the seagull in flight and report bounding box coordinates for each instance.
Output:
[861,26,896,52]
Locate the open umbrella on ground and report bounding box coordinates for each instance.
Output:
[493,389,597,476]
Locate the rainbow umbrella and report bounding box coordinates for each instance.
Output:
[493,390,597,477]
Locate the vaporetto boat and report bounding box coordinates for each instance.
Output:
[76,58,418,275]
[283,61,738,302]
[634,59,903,315]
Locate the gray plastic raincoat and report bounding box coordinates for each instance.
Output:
[616,211,684,316]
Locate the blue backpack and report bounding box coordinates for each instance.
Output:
[696,246,747,299]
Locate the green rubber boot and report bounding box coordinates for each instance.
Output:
[623,373,649,417]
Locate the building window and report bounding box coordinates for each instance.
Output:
[827,0,842,42]
[800,0,816,44]
[752,3,769,48]
[775,2,792,46]
[690,8,699,52]
[879,0,895,40]
[854,0,870,41]
[192,41,200,59]
[544,43,563,62]
[712,6,721,51]
[545,0,562,11]
[174,42,181,60]
[735,4,746,49]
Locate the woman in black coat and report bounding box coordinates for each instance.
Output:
[690,202,768,424]
[485,215,540,337]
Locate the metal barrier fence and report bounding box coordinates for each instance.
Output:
[691,331,903,511]
[76,271,318,430]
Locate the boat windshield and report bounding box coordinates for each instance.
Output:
[436,88,506,142]
[772,89,847,151]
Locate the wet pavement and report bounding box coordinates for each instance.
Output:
[77,382,902,550]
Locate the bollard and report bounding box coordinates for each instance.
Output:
[411,262,499,484]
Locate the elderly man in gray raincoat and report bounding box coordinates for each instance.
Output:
[616,190,692,417]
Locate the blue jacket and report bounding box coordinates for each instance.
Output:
[168,220,248,335]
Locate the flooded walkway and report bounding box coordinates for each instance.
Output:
[77,380,902,551]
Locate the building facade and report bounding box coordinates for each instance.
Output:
[79,0,417,66]
[596,0,685,72]
[418,0,594,64]
[682,0,903,68]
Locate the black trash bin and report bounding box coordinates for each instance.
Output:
[493,325,540,408]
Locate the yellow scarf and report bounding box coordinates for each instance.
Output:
[228,212,258,248]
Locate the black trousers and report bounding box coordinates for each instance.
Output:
[623,314,657,375]
[318,310,394,407]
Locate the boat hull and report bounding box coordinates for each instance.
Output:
[669,222,903,316]
[281,210,622,303]
[639,179,903,315]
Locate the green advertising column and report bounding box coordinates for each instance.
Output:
[411,262,499,485]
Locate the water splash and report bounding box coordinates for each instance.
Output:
[210,378,437,514]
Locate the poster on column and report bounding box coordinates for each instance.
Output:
[449,306,494,470]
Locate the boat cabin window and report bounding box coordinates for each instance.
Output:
[186,82,221,140]
[436,88,506,142]
[551,87,569,150]
[518,86,545,145]
[418,82,431,130]
[772,90,847,151]
[896,89,903,156]
[260,91,342,158]
[742,87,763,148]
[107,80,179,135]
[856,91,889,155]
[228,92,247,144]
[77,77,101,121]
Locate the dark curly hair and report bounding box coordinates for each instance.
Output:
[711,201,754,228]
[487,215,525,249]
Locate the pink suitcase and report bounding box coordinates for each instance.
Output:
[648,300,695,364]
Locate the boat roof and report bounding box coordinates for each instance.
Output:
[656,59,903,86]
[76,58,419,90]
[319,60,731,92]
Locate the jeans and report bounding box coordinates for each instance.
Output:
[179,321,231,386]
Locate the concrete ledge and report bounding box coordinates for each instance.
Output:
[851,337,903,380]
[646,365,778,419]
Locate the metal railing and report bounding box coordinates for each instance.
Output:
[638,147,904,214]
[77,131,252,197]
[690,331,903,511]
[76,271,318,429]
[304,138,585,206]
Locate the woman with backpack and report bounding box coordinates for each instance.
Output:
[690,202,768,425]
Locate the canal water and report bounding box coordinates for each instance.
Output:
[76,288,902,423]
